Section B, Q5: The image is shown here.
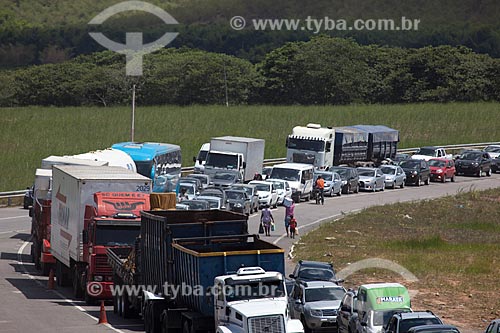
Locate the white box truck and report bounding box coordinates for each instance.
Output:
[50,165,151,289]
[203,136,265,182]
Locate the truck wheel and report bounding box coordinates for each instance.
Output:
[40,262,51,276]
[72,269,83,299]
[122,294,132,318]
[84,290,96,305]
[113,294,119,314]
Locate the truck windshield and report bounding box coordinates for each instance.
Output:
[206,153,238,169]
[225,280,286,302]
[270,168,300,182]
[94,225,140,246]
[287,138,325,152]
[305,287,345,302]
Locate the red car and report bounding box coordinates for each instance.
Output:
[429,158,456,182]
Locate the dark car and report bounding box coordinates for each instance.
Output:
[400,159,430,186]
[224,189,252,215]
[385,311,443,333]
[289,260,340,283]
[338,289,358,333]
[23,186,34,209]
[330,167,359,194]
[229,184,259,213]
[492,156,500,174]
[200,187,226,205]
[455,150,492,177]
[392,153,411,164]
[407,325,461,333]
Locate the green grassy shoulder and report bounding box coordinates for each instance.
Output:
[295,188,500,328]
[0,102,499,191]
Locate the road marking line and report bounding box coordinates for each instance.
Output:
[0,215,27,221]
[17,238,125,333]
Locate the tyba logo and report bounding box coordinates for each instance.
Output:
[88,1,179,76]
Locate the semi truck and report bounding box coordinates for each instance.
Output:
[107,210,304,333]
[203,136,265,182]
[30,158,108,276]
[286,124,399,168]
[50,165,152,303]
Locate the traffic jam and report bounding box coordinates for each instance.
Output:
[22,124,500,333]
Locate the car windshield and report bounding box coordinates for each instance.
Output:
[484,146,500,153]
[460,152,482,160]
[372,309,405,327]
[316,173,333,181]
[254,183,271,192]
[429,160,446,167]
[381,167,396,175]
[400,318,441,333]
[213,173,237,180]
[197,149,209,161]
[205,152,238,169]
[270,168,300,181]
[179,184,195,194]
[226,191,246,200]
[183,201,208,210]
[305,287,345,302]
[298,268,334,281]
[268,181,284,189]
[417,148,436,156]
[330,168,348,179]
[358,169,376,177]
[400,160,420,169]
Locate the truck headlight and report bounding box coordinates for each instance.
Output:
[94,275,103,282]
[310,309,323,317]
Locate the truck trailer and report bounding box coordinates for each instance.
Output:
[286,124,399,168]
[50,165,151,303]
[203,136,265,182]
[108,210,303,333]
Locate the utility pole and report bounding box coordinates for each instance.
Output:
[131,84,136,142]
[223,62,229,107]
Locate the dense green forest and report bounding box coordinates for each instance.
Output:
[2,0,500,67]
[1,37,499,106]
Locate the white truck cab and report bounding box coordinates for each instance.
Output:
[194,143,210,173]
[214,267,304,333]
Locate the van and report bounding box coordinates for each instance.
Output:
[269,163,314,203]
[356,283,412,333]
[193,142,210,173]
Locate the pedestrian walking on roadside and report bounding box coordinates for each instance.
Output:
[284,200,295,237]
[289,215,298,239]
[260,204,274,236]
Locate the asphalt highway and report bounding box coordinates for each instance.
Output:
[0,173,499,332]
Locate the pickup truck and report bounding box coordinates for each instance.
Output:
[411,146,453,161]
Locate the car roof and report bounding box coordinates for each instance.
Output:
[398,311,439,319]
[299,280,342,289]
[272,162,314,171]
[298,260,333,269]
[408,324,460,333]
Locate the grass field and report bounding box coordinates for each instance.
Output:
[294,188,500,328]
[1,102,499,191]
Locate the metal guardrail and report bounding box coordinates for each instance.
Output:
[2,141,499,206]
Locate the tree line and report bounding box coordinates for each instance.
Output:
[1,36,499,106]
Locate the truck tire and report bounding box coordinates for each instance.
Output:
[72,269,83,299]
[121,294,132,319]
[40,262,51,276]
[56,260,71,287]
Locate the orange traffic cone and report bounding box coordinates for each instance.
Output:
[47,269,55,290]
[97,300,108,324]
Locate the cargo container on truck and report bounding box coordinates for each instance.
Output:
[107,210,303,333]
[204,136,265,182]
[30,158,108,276]
[286,124,399,168]
[50,165,151,303]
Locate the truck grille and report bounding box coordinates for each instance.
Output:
[94,255,113,275]
[322,309,338,316]
[248,315,285,333]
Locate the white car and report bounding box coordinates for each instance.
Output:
[249,180,279,208]
[265,178,292,205]
[483,145,500,159]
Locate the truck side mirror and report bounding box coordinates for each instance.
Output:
[193,156,196,163]
[82,230,88,244]
[242,161,247,168]
[29,207,33,218]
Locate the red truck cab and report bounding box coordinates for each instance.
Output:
[30,195,56,275]
[429,158,456,182]
[78,192,150,303]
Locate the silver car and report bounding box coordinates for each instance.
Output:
[314,170,342,197]
[289,280,346,333]
[357,167,385,192]
[380,165,406,189]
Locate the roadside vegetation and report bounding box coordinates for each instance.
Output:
[1,102,499,191]
[295,187,500,329]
